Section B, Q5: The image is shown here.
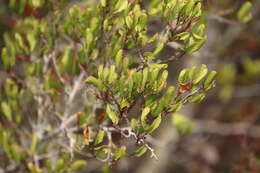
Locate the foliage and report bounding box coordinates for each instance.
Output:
[0,0,252,172]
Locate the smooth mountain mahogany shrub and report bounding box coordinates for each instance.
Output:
[0,0,252,172]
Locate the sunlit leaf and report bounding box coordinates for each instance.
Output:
[94,129,105,145]
[68,160,87,171]
[204,71,217,90]
[131,119,138,132]
[100,0,106,7]
[141,107,150,129]
[147,115,162,133]
[1,102,12,121]
[113,146,126,160]
[188,93,205,103]
[192,64,208,84]
[106,104,119,125]
[237,1,252,23]
[132,146,148,157]
[85,76,105,91]
[114,0,128,14]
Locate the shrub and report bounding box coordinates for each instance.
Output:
[0,0,252,172]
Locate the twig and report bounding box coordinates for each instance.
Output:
[160,51,186,64]
[122,127,159,160]
[194,120,260,138]
[64,72,87,119]
[102,127,113,162]
[51,52,66,84]
[209,14,240,25]
[42,72,87,142]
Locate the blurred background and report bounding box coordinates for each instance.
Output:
[0,0,260,173]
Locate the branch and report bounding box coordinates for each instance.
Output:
[64,72,87,119]
[209,14,240,25]
[122,127,159,160]
[194,120,260,138]
[42,72,87,141]
[51,52,66,84]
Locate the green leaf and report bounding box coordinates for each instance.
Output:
[15,33,24,49]
[2,131,10,156]
[85,76,105,91]
[153,86,175,115]
[149,69,160,89]
[133,71,142,90]
[69,5,81,17]
[141,107,150,129]
[114,0,128,14]
[31,135,38,155]
[102,67,110,82]
[108,65,117,84]
[185,38,206,53]
[55,158,64,172]
[118,76,126,95]
[145,94,159,106]
[193,24,206,37]
[106,105,119,125]
[153,42,164,56]
[188,93,205,103]
[183,0,195,17]
[68,160,87,171]
[130,118,138,132]
[162,86,175,107]
[94,145,110,151]
[141,68,148,90]
[61,47,73,74]
[147,115,162,133]
[44,160,53,172]
[1,48,8,68]
[204,71,217,90]
[91,49,99,60]
[148,33,159,43]
[178,69,189,84]
[86,28,93,52]
[192,2,202,17]
[113,146,126,160]
[132,146,148,157]
[27,162,42,173]
[171,0,181,19]
[192,32,205,40]
[1,102,12,121]
[122,58,129,73]
[120,99,130,109]
[100,0,106,7]
[148,62,167,70]
[3,34,16,68]
[125,16,133,29]
[237,1,252,23]
[157,70,168,90]
[127,77,134,98]
[138,13,148,28]
[98,65,104,79]
[176,32,190,41]
[192,64,208,84]
[10,144,23,162]
[172,113,194,136]
[134,25,142,32]
[189,66,196,80]
[115,50,123,69]
[31,0,43,8]
[95,130,105,145]
[27,34,37,52]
